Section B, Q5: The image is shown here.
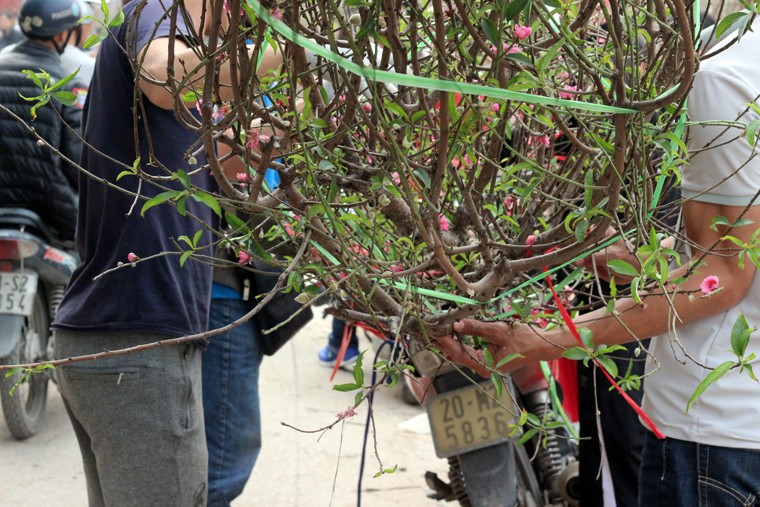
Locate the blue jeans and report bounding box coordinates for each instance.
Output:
[639,432,760,506]
[202,298,263,507]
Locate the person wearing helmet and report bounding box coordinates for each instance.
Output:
[0,0,87,245]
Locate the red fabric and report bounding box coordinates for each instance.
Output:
[551,358,579,422]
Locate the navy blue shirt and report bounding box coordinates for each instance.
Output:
[54,0,218,336]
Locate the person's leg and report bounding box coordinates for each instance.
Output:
[55,330,207,507]
[59,395,106,507]
[318,317,359,366]
[639,433,760,507]
[203,298,263,507]
[330,317,358,350]
[578,342,647,507]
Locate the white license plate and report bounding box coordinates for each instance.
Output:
[426,381,516,458]
[0,272,38,316]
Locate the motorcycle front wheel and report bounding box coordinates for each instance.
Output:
[0,287,50,440]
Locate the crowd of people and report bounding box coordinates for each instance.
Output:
[1,0,759,505]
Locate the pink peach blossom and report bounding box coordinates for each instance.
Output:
[529,135,551,148]
[439,214,450,231]
[337,405,357,419]
[700,275,720,295]
[238,251,251,264]
[558,85,578,100]
[514,24,532,40]
[127,252,139,263]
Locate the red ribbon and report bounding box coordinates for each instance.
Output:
[543,265,665,439]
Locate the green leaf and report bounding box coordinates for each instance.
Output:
[710,215,731,231]
[100,0,110,21]
[49,68,80,91]
[192,191,222,217]
[730,312,752,357]
[352,353,364,386]
[83,32,107,50]
[495,353,524,369]
[483,347,494,367]
[174,169,191,189]
[140,190,181,216]
[583,169,594,209]
[192,229,204,247]
[354,391,363,407]
[579,328,594,349]
[116,170,135,181]
[224,211,249,233]
[686,361,734,412]
[490,373,503,399]
[746,119,760,147]
[630,276,642,304]
[176,195,188,216]
[4,367,22,378]
[22,69,45,89]
[562,347,590,361]
[517,427,539,445]
[480,18,500,46]
[715,11,747,39]
[179,250,193,267]
[333,382,361,392]
[596,355,618,378]
[52,90,77,106]
[574,219,589,243]
[504,0,530,21]
[108,8,125,27]
[607,259,639,277]
[383,101,409,121]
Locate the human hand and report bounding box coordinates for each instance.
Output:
[434,319,542,378]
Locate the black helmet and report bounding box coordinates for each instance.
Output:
[18,0,81,39]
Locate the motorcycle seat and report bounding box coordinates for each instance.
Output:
[0,207,57,245]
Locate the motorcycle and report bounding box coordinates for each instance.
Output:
[0,208,77,440]
[362,325,580,507]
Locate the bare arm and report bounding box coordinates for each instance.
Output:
[138,38,283,110]
[437,200,760,376]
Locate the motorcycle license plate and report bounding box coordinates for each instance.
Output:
[426,381,516,458]
[0,272,38,316]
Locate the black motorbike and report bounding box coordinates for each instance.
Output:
[0,208,77,440]
[400,337,580,507]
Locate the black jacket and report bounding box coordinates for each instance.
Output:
[0,40,84,243]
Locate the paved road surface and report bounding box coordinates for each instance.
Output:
[0,312,449,506]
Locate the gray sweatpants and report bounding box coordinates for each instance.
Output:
[55,330,207,507]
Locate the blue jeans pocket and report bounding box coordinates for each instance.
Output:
[700,474,757,506]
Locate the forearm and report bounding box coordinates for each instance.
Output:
[561,259,751,351]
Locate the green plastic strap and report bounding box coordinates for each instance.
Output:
[310,230,628,307]
[246,0,636,115]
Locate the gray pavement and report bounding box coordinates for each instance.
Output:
[0,313,449,506]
